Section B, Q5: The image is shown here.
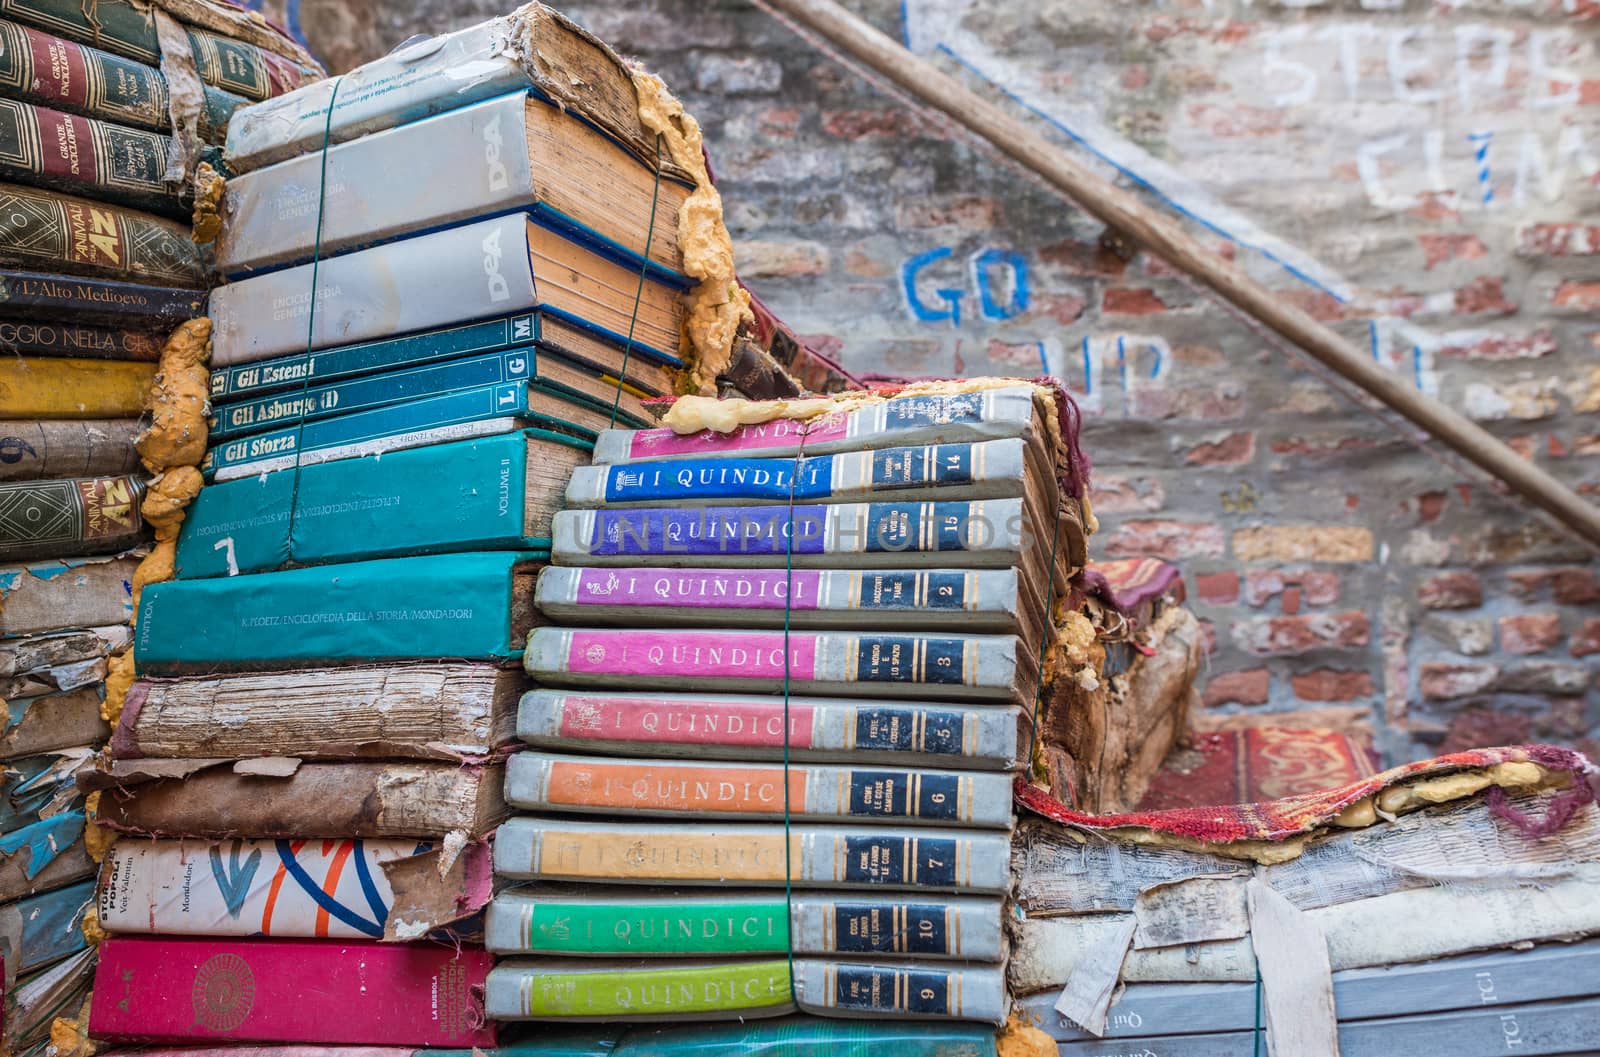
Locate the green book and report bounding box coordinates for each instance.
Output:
[485,958,794,1021]
[133,551,546,674]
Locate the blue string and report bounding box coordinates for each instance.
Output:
[780,440,803,1000]
[1253,962,1264,1057]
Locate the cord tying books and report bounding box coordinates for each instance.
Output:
[611,132,665,429]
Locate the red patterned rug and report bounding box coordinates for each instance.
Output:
[1016,743,1597,845]
[1136,727,1380,812]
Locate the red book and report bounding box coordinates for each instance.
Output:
[88,937,496,1047]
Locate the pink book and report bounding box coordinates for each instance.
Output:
[88,937,496,1047]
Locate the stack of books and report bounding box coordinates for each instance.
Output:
[0,5,314,1052]
[484,381,1091,1025]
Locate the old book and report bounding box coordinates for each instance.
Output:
[113,663,521,762]
[4,947,92,1057]
[0,474,145,560]
[0,357,155,418]
[97,837,491,939]
[0,555,136,636]
[224,3,680,177]
[0,183,203,286]
[210,347,646,443]
[177,431,590,578]
[494,817,1013,893]
[1050,997,1600,1057]
[0,20,241,140]
[486,885,1003,961]
[133,551,544,674]
[1020,941,1600,1041]
[525,626,1036,704]
[592,385,1050,465]
[518,689,1029,770]
[0,318,163,360]
[0,747,88,831]
[486,957,793,1022]
[209,308,677,404]
[0,878,88,983]
[89,936,497,1046]
[220,90,690,278]
[0,643,103,694]
[791,960,1006,1024]
[202,380,612,482]
[0,812,92,902]
[0,687,106,759]
[0,268,204,325]
[0,624,129,676]
[209,214,683,368]
[0,0,317,101]
[0,98,183,216]
[505,752,1014,828]
[92,760,507,840]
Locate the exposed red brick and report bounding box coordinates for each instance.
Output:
[1029,292,1087,325]
[1555,568,1600,605]
[1282,289,1348,321]
[1553,280,1600,311]
[1281,586,1302,616]
[1498,612,1563,655]
[1438,709,1530,754]
[756,107,801,138]
[1103,520,1226,560]
[820,109,942,140]
[842,248,887,278]
[1516,223,1600,256]
[1437,331,1557,360]
[1194,571,1240,605]
[1418,233,1487,269]
[1247,569,1342,609]
[1291,669,1375,702]
[1185,431,1256,466]
[1231,611,1370,656]
[1301,572,1341,606]
[1419,662,1499,700]
[1416,491,1448,524]
[1121,64,1150,91]
[1088,475,1165,514]
[1185,103,1284,138]
[1418,571,1483,610]
[1271,435,1382,458]
[1453,276,1517,316]
[1037,238,1126,277]
[1102,287,1169,315]
[1571,618,1600,658]
[893,196,998,231]
[1126,386,1245,421]
[1202,668,1270,707]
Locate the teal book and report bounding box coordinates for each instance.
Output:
[175,431,591,579]
[133,551,547,674]
[1,878,91,979]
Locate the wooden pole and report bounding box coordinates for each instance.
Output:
[757,0,1600,550]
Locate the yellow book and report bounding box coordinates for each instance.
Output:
[0,357,155,419]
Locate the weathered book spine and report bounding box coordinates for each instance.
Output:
[551,498,1030,568]
[177,430,587,578]
[493,818,1013,893]
[92,761,506,841]
[1051,997,1600,1057]
[0,318,162,360]
[0,21,241,140]
[210,311,548,403]
[485,888,1003,960]
[0,812,91,902]
[0,99,182,216]
[0,625,128,675]
[0,1,317,101]
[504,752,1014,828]
[566,439,1028,509]
[0,555,136,635]
[793,960,1006,1024]
[113,663,520,762]
[0,268,203,324]
[211,348,538,442]
[591,385,1040,464]
[133,551,544,674]
[0,748,88,831]
[534,566,1023,631]
[88,936,498,1046]
[0,357,155,419]
[524,627,1027,702]
[201,381,564,483]
[0,420,142,481]
[5,946,93,1054]
[0,650,103,697]
[0,183,203,286]
[97,837,489,940]
[0,474,145,559]
[518,689,1027,770]
[485,958,794,1021]
[0,687,106,759]
[0,878,90,980]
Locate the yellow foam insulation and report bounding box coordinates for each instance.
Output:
[191,161,226,244]
[632,71,751,394]
[82,791,116,864]
[1045,609,1099,690]
[100,653,136,725]
[996,1014,1056,1057]
[47,994,95,1057]
[79,903,106,946]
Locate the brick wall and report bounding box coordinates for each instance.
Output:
[266,0,1600,765]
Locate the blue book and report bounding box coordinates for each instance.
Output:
[201,379,616,482]
[176,430,591,579]
[1,879,91,978]
[209,310,678,404]
[0,751,86,832]
[133,552,547,674]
